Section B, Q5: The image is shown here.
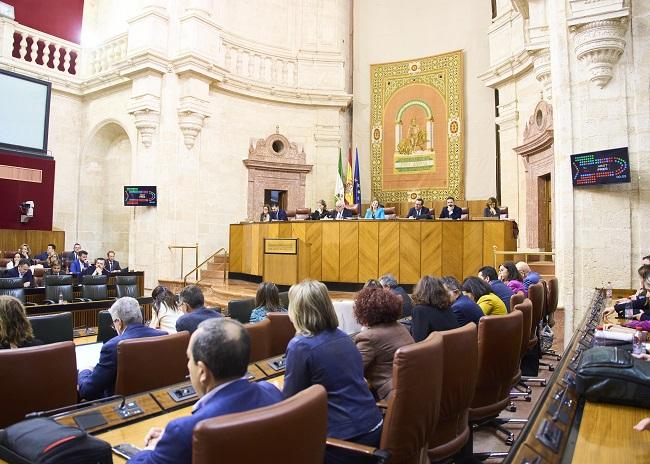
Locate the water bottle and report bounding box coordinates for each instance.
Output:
[624,304,633,319]
[632,330,645,356]
[606,281,613,304]
[58,291,64,304]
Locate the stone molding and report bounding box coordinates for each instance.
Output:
[127,94,160,148]
[478,49,533,88]
[531,49,552,100]
[495,100,519,132]
[177,96,210,149]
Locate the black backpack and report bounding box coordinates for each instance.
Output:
[0,417,112,464]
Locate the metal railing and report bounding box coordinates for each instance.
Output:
[492,246,555,268]
[168,243,199,280]
[183,248,228,286]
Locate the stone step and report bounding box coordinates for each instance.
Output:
[201,269,226,280]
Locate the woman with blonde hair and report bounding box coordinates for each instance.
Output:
[364,198,385,219]
[0,296,43,349]
[149,286,182,333]
[284,279,382,463]
[484,197,500,218]
[18,243,33,265]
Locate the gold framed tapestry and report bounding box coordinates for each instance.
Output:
[370,50,464,202]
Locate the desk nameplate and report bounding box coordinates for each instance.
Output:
[264,238,297,255]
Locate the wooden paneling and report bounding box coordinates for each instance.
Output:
[305,222,322,280]
[321,223,340,281]
[339,222,359,283]
[229,225,243,272]
[441,221,463,278]
[278,222,293,237]
[358,222,379,282]
[420,222,442,277]
[241,225,253,275]
[399,222,420,284]
[378,222,399,279]
[462,221,484,277]
[483,221,506,267]
[0,229,65,256]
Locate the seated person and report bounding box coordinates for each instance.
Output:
[35,243,59,266]
[45,260,65,276]
[364,199,385,219]
[17,243,34,266]
[5,252,21,270]
[439,196,462,219]
[379,273,413,318]
[270,202,288,221]
[329,200,353,220]
[499,261,526,295]
[283,280,383,464]
[84,257,109,276]
[129,318,283,464]
[78,297,167,400]
[259,204,271,222]
[70,250,91,276]
[441,275,484,326]
[411,275,460,342]
[354,287,414,400]
[0,295,43,349]
[175,285,222,333]
[105,250,121,272]
[604,264,650,319]
[150,286,183,333]
[478,265,514,311]
[250,281,286,323]
[461,276,507,316]
[308,199,330,220]
[483,197,500,218]
[406,197,432,219]
[6,259,34,288]
[515,261,541,294]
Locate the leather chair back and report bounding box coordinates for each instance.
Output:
[115,331,190,396]
[546,277,559,328]
[115,275,140,298]
[380,332,444,463]
[278,291,289,309]
[193,385,328,464]
[510,291,525,313]
[2,251,15,259]
[244,319,271,362]
[32,267,46,287]
[97,310,117,343]
[286,210,296,220]
[0,277,27,302]
[0,341,78,427]
[227,298,256,324]
[427,323,478,461]
[81,275,108,300]
[267,312,296,356]
[44,274,74,303]
[295,208,311,220]
[28,312,74,345]
[383,206,397,220]
[528,283,545,347]
[460,207,469,220]
[470,311,523,421]
[513,299,533,360]
[499,206,509,219]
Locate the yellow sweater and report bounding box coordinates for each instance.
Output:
[477,293,507,316]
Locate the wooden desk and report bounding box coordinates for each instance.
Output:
[229,219,517,284]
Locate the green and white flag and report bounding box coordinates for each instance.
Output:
[335,147,345,203]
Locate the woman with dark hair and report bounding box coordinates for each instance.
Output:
[5,252,21,270]
[150,286,183,333]
[499,261,526,295]
[308,199,330,220]
[483,197,500,217]
[0,296,43,349]
[462,276,507,316]
[250,281,286,323]
[354,287,414,399]
[362,278,383,289]
[411,275,459,342]
[259,204,271,222]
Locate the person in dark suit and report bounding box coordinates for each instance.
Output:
[439,196,463,219]
[78,297,167,400]
[379,273,413,318]
[129,318,283,464]
[406,197,432,219]
[411,275,459,342]
[72,243,82,262]
[270,202,288,221]
[70,251,90,276]
[45,260,65,276]
[441,276,484,326]
[329,200,353,220]
[6,259,34,288]
[106,250,121,272]
[83,258,110,276]
[483,197,500,218]
[478,266,514,311]
[308,199,330,220]
[175,285,222,333]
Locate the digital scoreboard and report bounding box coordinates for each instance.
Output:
[571,147,630,187]
[124,186,157,206]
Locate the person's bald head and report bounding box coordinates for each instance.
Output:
[516,261,532,277]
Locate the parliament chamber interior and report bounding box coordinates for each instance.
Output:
[0,0,648,462]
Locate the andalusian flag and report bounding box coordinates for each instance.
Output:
[335,147,345,203]
[344,147,354,205]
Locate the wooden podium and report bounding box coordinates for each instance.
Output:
[262,238,310,285]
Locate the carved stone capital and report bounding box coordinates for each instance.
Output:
[531,49,552,100]
[177,96,210,149]
[127,94,160,148]
[571,17,628,88]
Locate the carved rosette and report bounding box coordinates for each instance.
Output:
[572,18,628,88]
[532,49,552,100]
[177,97,210,149]
[127,95,161,148]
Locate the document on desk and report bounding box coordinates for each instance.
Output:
[76,342,103,371]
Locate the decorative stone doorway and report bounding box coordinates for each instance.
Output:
[514,100,554,250]
[244,129,312,220]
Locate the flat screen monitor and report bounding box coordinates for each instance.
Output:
[0,69,51,155]
[571,147,630,186]
[124,186,157,206]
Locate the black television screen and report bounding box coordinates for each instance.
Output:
[0,69,52,155]
[124,186,157,206]
[571,147,630,186]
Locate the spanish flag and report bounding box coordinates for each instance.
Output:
[344,147,354,205]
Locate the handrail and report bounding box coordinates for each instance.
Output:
[492,246,555,268]
[168,244,199,280]
[183,248,228,286]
